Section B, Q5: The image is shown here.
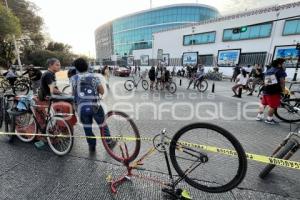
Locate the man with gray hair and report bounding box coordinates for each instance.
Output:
[38,58,62,100]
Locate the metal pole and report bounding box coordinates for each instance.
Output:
[4,0,22,73]
[292,47,300,81]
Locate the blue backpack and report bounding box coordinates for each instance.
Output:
[73,74,100,115]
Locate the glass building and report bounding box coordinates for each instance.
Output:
[95,4,219,62]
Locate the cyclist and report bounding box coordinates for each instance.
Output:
[187,64,205,90]
[71,58,116,153]
[247,64,264,96]
[22,64,42,94]
[256,58,287,124]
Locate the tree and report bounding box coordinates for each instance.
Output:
[0,3,21,67]
[46,42,71,53]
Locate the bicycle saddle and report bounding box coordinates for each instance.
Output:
[49,95,74,103]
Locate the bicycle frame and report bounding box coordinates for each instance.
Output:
[108,129,207,198]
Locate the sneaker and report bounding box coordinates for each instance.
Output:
[247,93,253,96]
[232,95,241,98]
[107,140,117,149]
[256,115,264,121]
[89,145,96,153]
[264,119,279,125]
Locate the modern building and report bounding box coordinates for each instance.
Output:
[95,4,220,63]
[133,1,300,78]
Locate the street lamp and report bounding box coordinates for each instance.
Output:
[4,0,22,72]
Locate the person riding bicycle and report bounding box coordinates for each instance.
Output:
[71,58,116,153]
[22,64,42,94]
[256,58,287,124]
[187,64,205,89]
[247,64,264,96]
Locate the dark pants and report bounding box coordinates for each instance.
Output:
[7,77,17,86]
[80,106,110,147]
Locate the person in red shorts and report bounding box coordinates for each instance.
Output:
[256,58,286,124]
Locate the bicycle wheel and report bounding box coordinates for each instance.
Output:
[275,99,300,123]
[101,111,140,163]
[167,82,177,94]
[259,139,297,179]
[14,111,37,143]
[124,80,135,91]
[169,123,247,193]
[13,83,29,96]
[46,116,74,156]
[197,80,208,92]
[142,80,149,90]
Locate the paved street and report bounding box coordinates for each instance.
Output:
[0,75,299,200]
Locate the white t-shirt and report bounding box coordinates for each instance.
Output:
[237,74,248,85]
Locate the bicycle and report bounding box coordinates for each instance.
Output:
[187,74,208,93]
[0,93,16,143]
[9,95,76,156]
[124,74,149,91]
[259,128,299,179]
[164,77,177,94]
[274,94,300,123]
[0,78,29,96]
[101,111,247,198]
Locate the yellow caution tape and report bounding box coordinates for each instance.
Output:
[0,131,299,170]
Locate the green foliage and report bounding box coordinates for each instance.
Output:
[0,3,21,39]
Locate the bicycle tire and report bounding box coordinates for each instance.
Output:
[142,80,149,90]
[167,82,177,94]
[13,83,29,96]
[101,111,140,163]
[46,116,74,156]
[197,80,208,93]
[275,98,300,123]
[14,111,37,143]
[124,80,135,91]
[259,139,297,179]
[169,123,247,193]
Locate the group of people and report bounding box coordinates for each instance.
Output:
[231,59,287,125]
[7,58,116,153]
[148,65,171,90]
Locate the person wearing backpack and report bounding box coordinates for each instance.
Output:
[71,58,116,153]
[256,58,287,124]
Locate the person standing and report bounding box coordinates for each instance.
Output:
[71,58,116,152]
[148,66,156,91]
[5,66,18,86]
[101,65,110,89]
[231,64,241,82]
[38,58,62,100]
[256,58,287,124]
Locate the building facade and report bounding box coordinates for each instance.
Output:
[95,4,220,62]
[134,1,300,78]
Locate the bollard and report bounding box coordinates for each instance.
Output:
[180,79,182,86]
[237,87,242,98]
[212,82,215,93]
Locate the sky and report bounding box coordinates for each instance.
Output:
[28,0,297,57]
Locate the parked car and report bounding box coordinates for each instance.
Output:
[114,66,131,77]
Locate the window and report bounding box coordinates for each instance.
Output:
[183,31,216,46]
[283,19,300,35]
[223,22,272,41]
